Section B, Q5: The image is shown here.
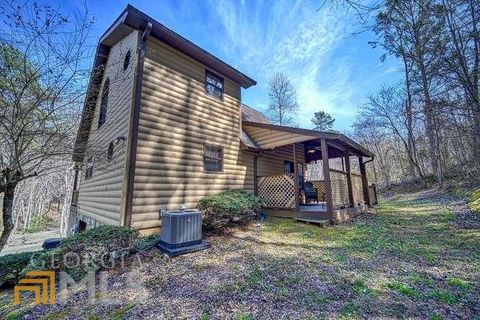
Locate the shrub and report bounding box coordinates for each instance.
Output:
[0,251,35,287]
[469,189,480,213]
[24,225,139,281]
[134,235,159,252]
[198,189,263,230]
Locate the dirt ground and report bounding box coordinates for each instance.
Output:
[1,190,479,319]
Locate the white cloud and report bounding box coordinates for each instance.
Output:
[202,0,367,129]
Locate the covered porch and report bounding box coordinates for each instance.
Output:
[242,121,377,224]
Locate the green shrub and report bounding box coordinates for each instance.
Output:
[0,251,35,287]
[134,235,158,252]
[198,189,263,230]
[469,189,480,213]
[25,225,139,281]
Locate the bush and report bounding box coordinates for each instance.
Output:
[470,189,480,213]
[0,252,35,288]
[198,189,263,230]
[24,225,139,281]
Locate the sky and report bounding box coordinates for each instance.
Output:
[55,0,402,131]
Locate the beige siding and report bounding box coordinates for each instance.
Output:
[257,144,305,177]
[131,38,252,231]
[77,30,139,226]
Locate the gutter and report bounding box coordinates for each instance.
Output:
[121,22,152,227]
[363,156,374,165]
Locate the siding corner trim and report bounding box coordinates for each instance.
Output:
[120,22,153,227]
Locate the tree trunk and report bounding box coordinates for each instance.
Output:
[0,186,16,252]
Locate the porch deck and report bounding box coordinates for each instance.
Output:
[262,204,366,224]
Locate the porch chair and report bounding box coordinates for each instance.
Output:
[303,181,319,204]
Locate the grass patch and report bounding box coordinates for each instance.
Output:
[469,189,480,212]
[41,310,69,320]
[110,303,135,320]
[246,267,263,286]
[387,281,421,298]
[340,302,360,318]
[236,313,254,320]
[6,312,20,320]
[431,290,458,304]
[447,277,470,289]
[352,279,369,294]
[304,289,332,306]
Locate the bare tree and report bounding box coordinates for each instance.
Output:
[0,1,94,250]
[358,85,425,182]
[267,73,299,126]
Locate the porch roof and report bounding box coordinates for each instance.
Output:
[242,121,374,158]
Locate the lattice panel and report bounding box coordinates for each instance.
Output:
[352,174,364,204]
[310,180,325,202]
[258,174,296,208]
[330,171,349,207]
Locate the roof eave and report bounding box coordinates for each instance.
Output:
[242,121,374,158]
[122,5,256,88]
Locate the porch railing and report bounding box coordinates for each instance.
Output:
[257,174,296,208]
[330,170,350,207]
[351,173,364,204]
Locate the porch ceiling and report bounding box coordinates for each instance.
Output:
[242,121,373,157]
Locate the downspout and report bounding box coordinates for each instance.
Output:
[121,22,152,227]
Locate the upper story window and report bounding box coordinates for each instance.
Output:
[123,50,131,71]
[205,70,223,100]
[204,144,223,172]
[98,78,110,128]
[107,142,114,161]
[85,156,94,180]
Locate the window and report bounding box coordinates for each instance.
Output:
[98,78,110,128]
[205,70,223,99]
[204,144,223,172]
[85,156,94,180]
[297,162,305,187]
[284,161,294,174]
[107,142,114,161]
[123,50,131,71]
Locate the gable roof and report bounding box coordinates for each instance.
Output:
[102,5,256,88]
[241,104,271,124]
[73,5,257,162]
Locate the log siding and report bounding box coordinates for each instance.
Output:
[77,30,139,227]
[130,38,252,232]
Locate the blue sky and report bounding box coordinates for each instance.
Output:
[58,0,402,131]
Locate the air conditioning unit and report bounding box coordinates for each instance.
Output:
[157,209,210,256]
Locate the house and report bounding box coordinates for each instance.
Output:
[70,5,376,234]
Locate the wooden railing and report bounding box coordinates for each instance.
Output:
[330,170,349,207]
[257,174,296,208]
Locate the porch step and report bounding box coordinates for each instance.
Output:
[294,218,330,227]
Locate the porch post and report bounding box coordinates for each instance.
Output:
[321,138,333,213]
[292,143,299,209]
[253,154,258,196]
[344,152,354,207]
[359,156,371,206]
